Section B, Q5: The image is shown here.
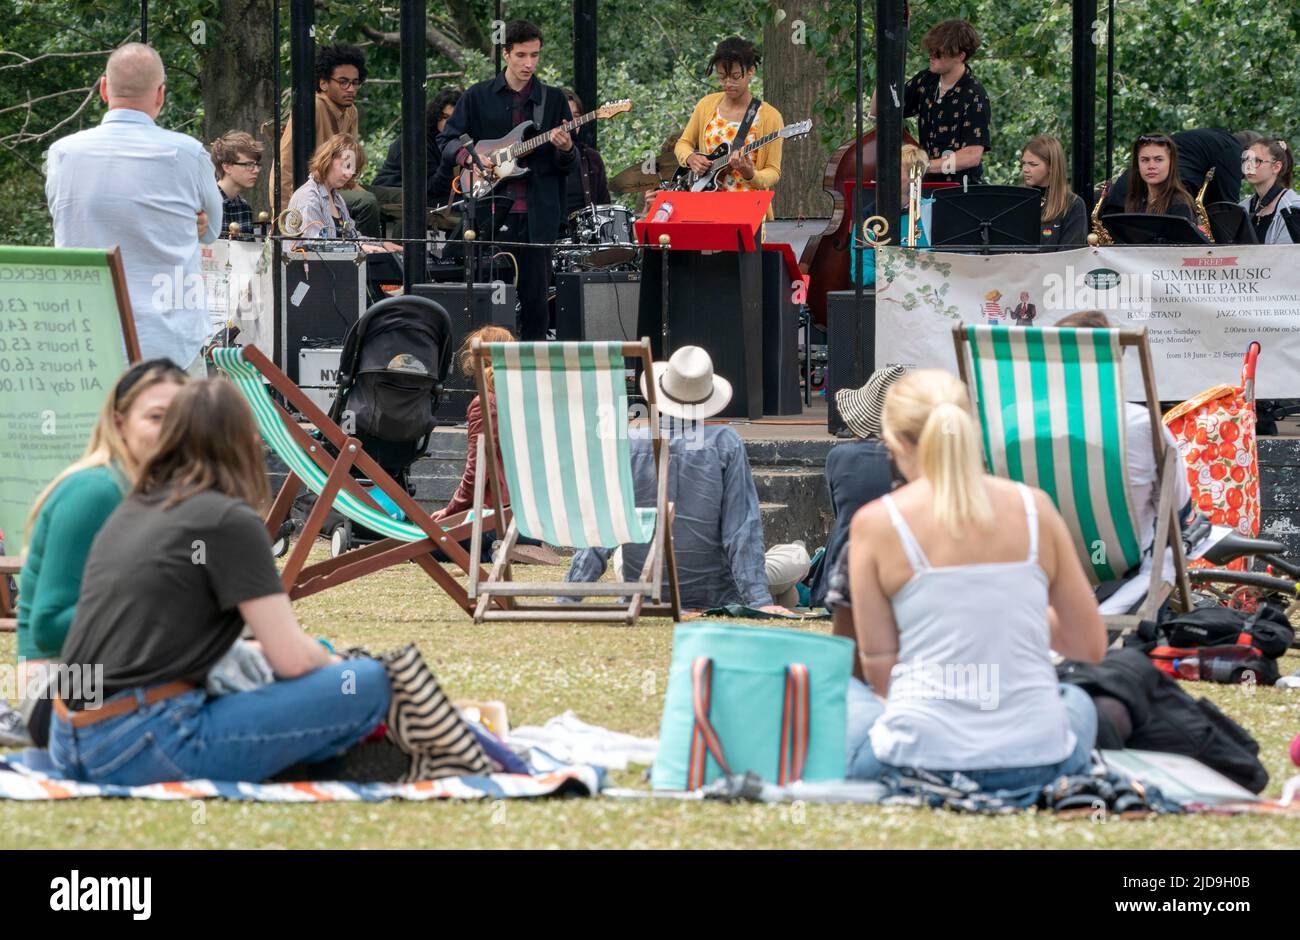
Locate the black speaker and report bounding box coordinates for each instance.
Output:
[760,250,801,416]
[555,271,641,341]
[279,252,367,383]
[825,289,875,435]
[409,281,518,421]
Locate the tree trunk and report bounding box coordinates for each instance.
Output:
[201,0,279,215]
[763,0,830,218]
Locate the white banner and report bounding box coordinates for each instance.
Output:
[875,244,1300,400]
[200,238,274,358]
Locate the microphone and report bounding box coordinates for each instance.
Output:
[459,133,491,177]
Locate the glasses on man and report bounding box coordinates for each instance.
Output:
[229,161,261,169]
[331,77,364,89]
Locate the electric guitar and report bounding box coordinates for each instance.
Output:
[668,118,813,193]
[458,99,633,199]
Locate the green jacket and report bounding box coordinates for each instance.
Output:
[16,464,126,662]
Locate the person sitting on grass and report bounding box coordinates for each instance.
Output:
[565,345,808,613]
[12,359,188,749]
[48,379,391,786]
[1054,310,1193,555]
[812,365,904,611]
[839,369,1106,787]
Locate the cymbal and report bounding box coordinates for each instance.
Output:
[611,150,680,194]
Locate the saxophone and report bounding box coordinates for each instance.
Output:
[1087,181,1114,246]
[1194,166,1216,243]
[906,160,924,246]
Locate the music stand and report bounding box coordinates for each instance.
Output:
[1206,202,1258,244]
[1104,213,1209,245]
[929,185,1042,253]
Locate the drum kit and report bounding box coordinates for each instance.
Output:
[551,134,681,275]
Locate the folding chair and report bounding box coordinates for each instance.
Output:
[952,324,1192,636]
[468,338,682,624]
[210,345,495,614]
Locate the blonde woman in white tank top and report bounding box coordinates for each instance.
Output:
[843,370,1107,788]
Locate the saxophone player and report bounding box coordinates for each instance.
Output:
[1119,133,1196,223]
[852,144,934,287]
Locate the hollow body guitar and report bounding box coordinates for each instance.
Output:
[668,119,813,193]
[457,100,632,199]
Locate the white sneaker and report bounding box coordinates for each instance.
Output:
[0,701,32,748]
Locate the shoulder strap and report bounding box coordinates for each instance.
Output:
[882,494,930,573]
[1016,483,1040,564]
[533,84,547,132]
[734,96,762,148]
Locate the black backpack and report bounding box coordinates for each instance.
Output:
[1058,648,1269,793]
[1152,605,1295,659]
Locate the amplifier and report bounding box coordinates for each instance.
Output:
[555,271,641,341]
[825,289,875,435]
[298,347,343,415]
[409,281,518,422]
[279,252,366,383]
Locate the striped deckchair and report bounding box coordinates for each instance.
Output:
[468,338,682,624]
[210,344,493,614]
[952,325,1191,632]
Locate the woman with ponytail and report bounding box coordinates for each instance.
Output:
[842,370,1106,787]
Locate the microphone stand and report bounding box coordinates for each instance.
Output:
[460,134,491,330]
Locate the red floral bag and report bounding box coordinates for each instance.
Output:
[1163,344,1260,572]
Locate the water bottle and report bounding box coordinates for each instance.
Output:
[652,201,674,223]
[1173,657,1200,681]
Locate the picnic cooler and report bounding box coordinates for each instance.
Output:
[1163,343,1260,572]
[652,623,853,790]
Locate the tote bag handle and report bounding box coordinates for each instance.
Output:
[687,657,810,790]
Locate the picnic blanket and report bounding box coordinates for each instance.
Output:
[0,749,603,803]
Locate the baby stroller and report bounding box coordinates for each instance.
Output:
[272,294,453,557]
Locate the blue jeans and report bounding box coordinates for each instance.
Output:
[48,659,390,785]
[845,679,1097,789]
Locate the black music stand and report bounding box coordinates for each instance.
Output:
[929,185,1042,253]
[1206,202,1258,244]
[1103,213,1209,245]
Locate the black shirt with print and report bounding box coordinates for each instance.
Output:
[903,67,991,184]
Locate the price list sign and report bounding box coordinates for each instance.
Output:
[0,246,138,553]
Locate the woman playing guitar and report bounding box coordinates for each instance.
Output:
[675,36,784,218]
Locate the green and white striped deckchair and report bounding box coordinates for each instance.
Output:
[468,338,682,624]
[210,344,491,614]
[952,325,1191,629]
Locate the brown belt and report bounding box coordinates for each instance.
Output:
[54,680,197,729]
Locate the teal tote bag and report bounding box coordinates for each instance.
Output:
[652,622,854,790]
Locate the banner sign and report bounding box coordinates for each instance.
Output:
[0,246,138,553]
[875,245,1300,400]
[200,238,274,358]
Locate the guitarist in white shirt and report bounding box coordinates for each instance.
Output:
[435,19,575,340]
[674,37,784,219]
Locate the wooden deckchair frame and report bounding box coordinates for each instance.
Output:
[217,344,498,615]
[952,325,1193,636]
[467,338,682,624]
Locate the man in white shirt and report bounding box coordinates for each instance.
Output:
[45,43,223,374]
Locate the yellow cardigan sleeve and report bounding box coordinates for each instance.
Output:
[675,94,722,167]
[750,103,784,192]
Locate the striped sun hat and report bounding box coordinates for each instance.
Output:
[835,365,906,439]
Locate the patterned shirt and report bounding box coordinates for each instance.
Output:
[903,67,991,184]
[703,108,761,192]
[220,193,254,238]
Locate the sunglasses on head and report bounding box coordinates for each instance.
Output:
[114,358,183,408]
[1137,134,1172,145]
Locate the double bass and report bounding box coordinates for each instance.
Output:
[800,128,920,329]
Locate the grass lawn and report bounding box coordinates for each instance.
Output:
[2,551,1298,849]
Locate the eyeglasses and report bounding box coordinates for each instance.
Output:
[229,161,261,169]
[331,77,364,89]
[1242,157,1279,169]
